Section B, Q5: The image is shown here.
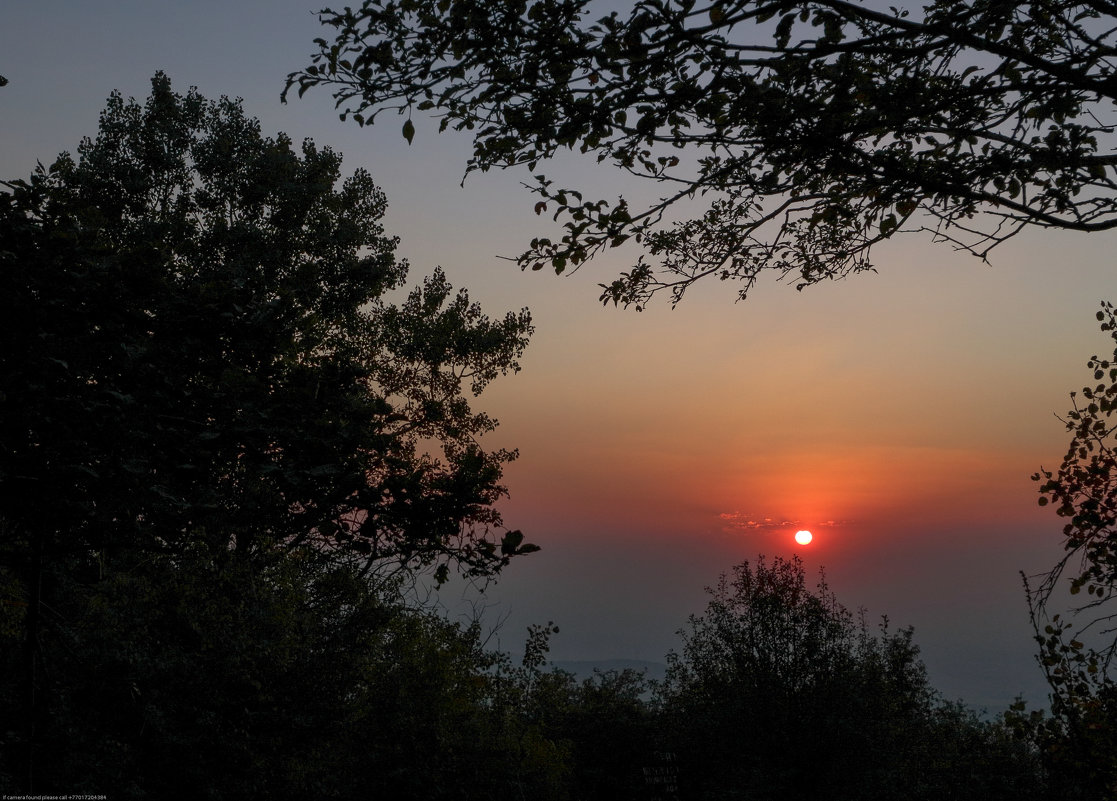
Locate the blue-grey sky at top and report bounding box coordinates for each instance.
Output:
[4,1,1117,711]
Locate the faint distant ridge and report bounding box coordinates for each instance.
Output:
[550,659,667,683]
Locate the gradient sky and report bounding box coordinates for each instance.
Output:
[4,1,1115,710]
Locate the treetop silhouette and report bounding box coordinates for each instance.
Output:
[0,71,537,584]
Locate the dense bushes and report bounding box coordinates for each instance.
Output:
[654,556,1045,801]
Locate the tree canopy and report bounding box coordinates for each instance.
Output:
[659,556,1044,800]
[0,72,536,583]
[287,0,1117,308]
[0,72,540,794]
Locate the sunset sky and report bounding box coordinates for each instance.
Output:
[4,0,1115,709]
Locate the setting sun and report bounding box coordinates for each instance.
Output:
[794,530,813,545]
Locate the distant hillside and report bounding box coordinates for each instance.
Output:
[549,659,668,683]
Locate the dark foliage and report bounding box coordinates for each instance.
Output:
[1033,301,1117,648]
[0,73,535,793]
[0,72,535,582]
[0,544,577,799]
[658,556,1045,800]
[289,0,1117,307]
[1025,301,1117,796]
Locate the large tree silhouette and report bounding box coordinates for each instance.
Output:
[0,73,535,792]
[1,71,535,582]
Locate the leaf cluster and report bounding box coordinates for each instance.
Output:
[288,0,1117,307]
[1021,612,1117,795]
[1025,301,1117,795]
[1032,301,1117,660]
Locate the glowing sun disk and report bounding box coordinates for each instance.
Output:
[794,530,813,545]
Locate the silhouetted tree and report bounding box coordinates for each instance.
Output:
[1,71,535,581]
[658,556,1043,800]
[1033,302,1117,659]
[288,0,1117,308]
[0,72,535,793]
[1027,300,1117,795]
